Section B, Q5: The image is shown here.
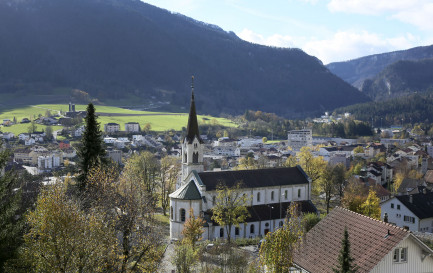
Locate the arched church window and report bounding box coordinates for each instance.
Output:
[180,209,186,222]
[271,191,274,201]
[298,189,301,198]
[213,196,216,204]
[194,143,197,149]
[235,227,240,236]
[257,192,261,202]
[193,152,199,163]
[184,152,187,163]
[250,224,255,234]
[220,228,224,238]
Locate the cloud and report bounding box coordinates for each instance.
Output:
[238,29,298,48]
[393,3,433,30]
[327,0,416,15]
[237,28,425,64]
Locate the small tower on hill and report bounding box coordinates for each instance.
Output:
[181,76,204,181]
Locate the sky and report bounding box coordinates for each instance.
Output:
[142,0,433,64]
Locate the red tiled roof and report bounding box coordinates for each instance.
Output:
[293,207,409,273]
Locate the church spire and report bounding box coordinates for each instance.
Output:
[185,76,203,144]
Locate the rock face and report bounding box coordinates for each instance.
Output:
[0,0,369,117]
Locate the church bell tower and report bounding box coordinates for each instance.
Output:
[181,76,204,181]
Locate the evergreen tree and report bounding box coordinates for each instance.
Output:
[0,141,22,272]
[333,227,357,273]
[77,103,106,191]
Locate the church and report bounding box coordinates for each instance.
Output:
[169,79,317,241]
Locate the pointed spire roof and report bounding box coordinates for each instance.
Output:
[185,76,203,144]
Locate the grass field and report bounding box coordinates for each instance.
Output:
[0,104,236,134]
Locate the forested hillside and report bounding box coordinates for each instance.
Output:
[0,0,369,118]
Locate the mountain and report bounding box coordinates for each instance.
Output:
[327,45,433,89]
[361,59,433,101]
[0,0,369,118]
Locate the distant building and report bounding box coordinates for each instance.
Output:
[288,129,312,151]
[107,149,122,164]
[125,122,140,133]
[104,123,120,133]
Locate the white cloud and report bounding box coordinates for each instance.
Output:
[238,29,298,48]
[303,30,420,64]
[327,0,417,15]
[237,28,426,64]
[393,3,433,30]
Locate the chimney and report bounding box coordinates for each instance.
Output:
[409,195,413,204]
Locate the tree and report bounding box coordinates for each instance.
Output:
[297,146,327,194]
[260,202,304,273]
[353,146,364,154]
[302,212,322,232]
[21,182,118,272]
[27,120,37,134]
[236,153,257,170]
[211,182,250,243]
[360,188,381,220]
[0,142,22,272]
[160,156,180,216]
[262,137,268,143]
[320,164,338,214]
[173,243,197,273]
[181,208,205,249]
[333,227,358,273]
[341,178,368,214]
[45,125,53,141]
[77,103,106,191]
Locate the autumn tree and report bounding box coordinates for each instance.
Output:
[297,146,327,194]
[341,178,368,214]
[0,142,22,272]
[20,182,118,272]
[236,152,257,170]
[160,156,180,216]
[211,182,250,243]
[182,208,205,249]
[77,103,106,191]
[360,188,381,220]
[260,202,304,273]
[333,227,358,273]
[173,243,197,273]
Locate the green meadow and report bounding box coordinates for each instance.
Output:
[0,104,236,134]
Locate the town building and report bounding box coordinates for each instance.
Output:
[125,122,140,133]
[288,129,312,151]
[104,123,120,133]
[169,79,316,241]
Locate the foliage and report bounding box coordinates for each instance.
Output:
[173,243,197,273]
[341,178,368,214]
[160,156,180,216]
[311,120,373,138]
[333,227,358,273]
[182,208,205,249]
[211,182,250,243]
[0,142,22,272]
[360,188,381,220]
[320,164,346,213]
[293,146,327,194]
[259,202,304,273]
[21,183,118,272]
[236,153,257,170]
[77,103,107,191]
[302,212,323,232]
[353,146,364,154]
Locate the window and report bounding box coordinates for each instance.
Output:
[271,191,274,201]
[404,216,415,223]
[298,189,301,198]
[193,152,199,163]
[391,203,394,208]
[170,206,173,220]
[235,227,239,236]
[194,143,197,148]
[250,224,255,234]
[397,204,401,210]
[393,248,408,263]
[213,196,216,205]
[180,209,186,222]
[279,221,283,227]
[184,153,187,163]
[257,192,261,202]
[284,190,288,199]
[265,223,269,227]
[220,228,224,238]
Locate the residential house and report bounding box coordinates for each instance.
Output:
[381,192,433,233]
[59,140,70,149]
[397,178,428,195]
[288,129,312,151]
[1,132,14,140]
[107,149,122,164]
[293,207,433,273]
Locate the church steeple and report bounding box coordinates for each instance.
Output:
[185,76,203,144]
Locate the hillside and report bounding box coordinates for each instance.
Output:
[0,0,369,118]
[327,45,433,89]
[360,59,433,101]
[334,93,433,126]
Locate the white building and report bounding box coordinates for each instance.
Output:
[169,84,316,241]
[125,122,140,133]
[381,192,433,233]
[288,129,312,151]
[104,123,120,133]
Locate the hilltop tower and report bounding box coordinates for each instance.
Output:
[181,76,204,181]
